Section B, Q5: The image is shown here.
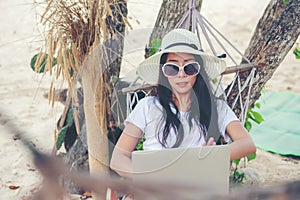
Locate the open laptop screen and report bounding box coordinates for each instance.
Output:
[132,145,230,194]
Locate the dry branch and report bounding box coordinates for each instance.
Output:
[30,147,300,200]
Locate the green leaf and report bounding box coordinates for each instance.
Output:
[244,121,252,132]
[233,158,241,166]
[136,143,143,151]
[212,77,218,84]
[293,44,300,59]
[30,53,57,73]
[230,170,246,185]
[151,39,161,49]
[66,108,74,126]
[248,110,264,124]
[136,136,146,151]
[283,0,289,3]
[56,126,68,150]
[247,152,256,162]
[235,171,246,182]
[149,39,162,57]
[55,109,74,150]
[255,102,261,109]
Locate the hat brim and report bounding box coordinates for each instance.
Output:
[137,45,226,85]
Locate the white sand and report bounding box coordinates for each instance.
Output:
[0,0,299,199]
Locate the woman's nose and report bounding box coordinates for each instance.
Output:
[178,69,186,77]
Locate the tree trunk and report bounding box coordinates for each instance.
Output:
[81,46,109,199]
[226,0,300,116]
[83,1,128,195]
[146,0,203,57]
[61,0,128,197]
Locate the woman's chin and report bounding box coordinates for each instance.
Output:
[173,87,192,95]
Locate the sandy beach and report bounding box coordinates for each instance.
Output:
[0,0,299,199]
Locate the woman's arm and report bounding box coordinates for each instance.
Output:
[226,121,256,160]
[110,122,143,179]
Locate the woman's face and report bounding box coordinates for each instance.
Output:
[164,52,197,95]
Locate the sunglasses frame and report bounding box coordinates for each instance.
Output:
[162,62,201,77]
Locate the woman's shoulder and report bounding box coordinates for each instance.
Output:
[215,98,234,113]
[127,96,162,125]
[137,96,159,105]
[133,96,161,111]
[216,98,228,106]
[215,98,238,121]
[215,98,228,107]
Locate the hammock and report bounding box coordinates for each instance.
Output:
[111,0,259,141]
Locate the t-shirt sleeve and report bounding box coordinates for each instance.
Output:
[217,100,239,142]
[124,97,151,133]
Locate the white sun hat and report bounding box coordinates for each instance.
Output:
[136,28,226,85]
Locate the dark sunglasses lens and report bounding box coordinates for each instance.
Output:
[184,63,199,76]
[164,64,179,76]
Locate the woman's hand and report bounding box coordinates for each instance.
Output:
[201,137,216,146]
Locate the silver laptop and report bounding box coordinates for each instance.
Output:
[132,145,230,196]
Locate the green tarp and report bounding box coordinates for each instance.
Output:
[250,92,300,157]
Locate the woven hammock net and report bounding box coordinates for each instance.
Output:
[111,0,258,129]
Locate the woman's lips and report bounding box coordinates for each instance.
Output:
[176,82,188,87]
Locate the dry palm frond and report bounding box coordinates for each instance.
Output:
[36,0,103,83]
[35,0,128,102]
[35,0,128,130]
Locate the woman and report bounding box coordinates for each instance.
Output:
[110,29,256,179]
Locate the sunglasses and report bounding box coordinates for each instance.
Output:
[162,62,200,77]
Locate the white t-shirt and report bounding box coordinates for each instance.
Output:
[125,96,238,150]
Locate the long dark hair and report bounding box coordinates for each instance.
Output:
[156,53,221,148]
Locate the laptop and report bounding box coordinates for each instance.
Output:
[132,145,230,197]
